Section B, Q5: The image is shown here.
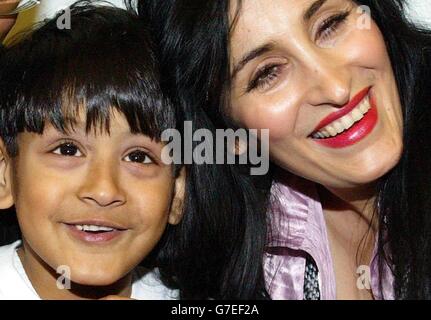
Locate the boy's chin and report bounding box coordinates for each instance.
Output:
[68,267,129,288]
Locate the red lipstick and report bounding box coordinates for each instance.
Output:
[312,87,378,149]
[314,87,371,132]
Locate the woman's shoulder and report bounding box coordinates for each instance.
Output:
[131,266,180,300]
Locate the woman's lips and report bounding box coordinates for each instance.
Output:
[314,87,371,132]
[310,87,378,148]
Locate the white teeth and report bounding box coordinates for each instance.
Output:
[327,126,337,137]
[74,225,115,232]
[333,121,344,134]
[359,101,369,113]
[312,95,371,139]
[341,115,354,129]
[321,130,330,138]
[351,108,364,122]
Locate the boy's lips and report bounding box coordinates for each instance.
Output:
[63,220,129,244]
[64,220,128,231]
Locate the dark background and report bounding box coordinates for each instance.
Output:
[0,207,20,245]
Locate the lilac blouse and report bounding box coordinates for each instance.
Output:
[263,173,395,300]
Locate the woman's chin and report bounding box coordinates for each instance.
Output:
[329,140,403,188]
[328,159,400,189]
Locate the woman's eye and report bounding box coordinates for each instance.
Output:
[52,143,82,157]
[315,11,350,42]
[124,150,153,164]
[247,64,284,92]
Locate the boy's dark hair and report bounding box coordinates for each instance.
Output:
[0,1,175,157]
[0,1,270,300]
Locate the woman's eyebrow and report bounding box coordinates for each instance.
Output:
[231,0,328,79]
[303,0,328,22]
[232,43,274,79]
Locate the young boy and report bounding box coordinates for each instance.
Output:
[0,3,185,299]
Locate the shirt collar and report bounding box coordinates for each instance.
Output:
[267,172,321,249]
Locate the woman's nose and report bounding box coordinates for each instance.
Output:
[77,161,126,208]
[305,58,352,107]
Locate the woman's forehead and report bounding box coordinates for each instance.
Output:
[230,0,320,27]
[229,0,350,38]
[229,0,352,61]
[229,0,305,66]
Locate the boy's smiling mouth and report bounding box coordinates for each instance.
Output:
[63,220,128,244]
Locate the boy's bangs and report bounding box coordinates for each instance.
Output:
[0,4,175,150]
[29,68,176,139]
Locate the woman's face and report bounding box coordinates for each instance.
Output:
[229,0,403,189]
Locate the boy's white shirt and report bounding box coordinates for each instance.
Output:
[0,240,179,300]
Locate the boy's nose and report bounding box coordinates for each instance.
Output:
[77,162,126,208]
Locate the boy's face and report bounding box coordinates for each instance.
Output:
[2,110,184,287]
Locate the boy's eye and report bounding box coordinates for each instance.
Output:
[124,150,153,164]
[53,143,82,157]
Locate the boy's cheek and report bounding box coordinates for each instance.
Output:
[11,167,70,225]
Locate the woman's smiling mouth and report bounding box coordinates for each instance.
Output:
[310,86,378,148]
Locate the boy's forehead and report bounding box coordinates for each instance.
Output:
[55,107,134,135]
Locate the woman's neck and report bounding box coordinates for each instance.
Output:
[319,183,378,229]
[318,183,378,300]
[17,240,133,300]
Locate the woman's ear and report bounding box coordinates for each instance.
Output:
[0,139,13,209]
[168,167,186,225]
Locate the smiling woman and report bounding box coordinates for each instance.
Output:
[134,0,431,299]
[228,0,404,191]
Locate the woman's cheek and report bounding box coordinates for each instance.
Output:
[234,97,298,142]
[342,19,390,71]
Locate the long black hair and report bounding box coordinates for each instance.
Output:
[130,0,431,299]
[0,1,269,299]
[126,0,270,299]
